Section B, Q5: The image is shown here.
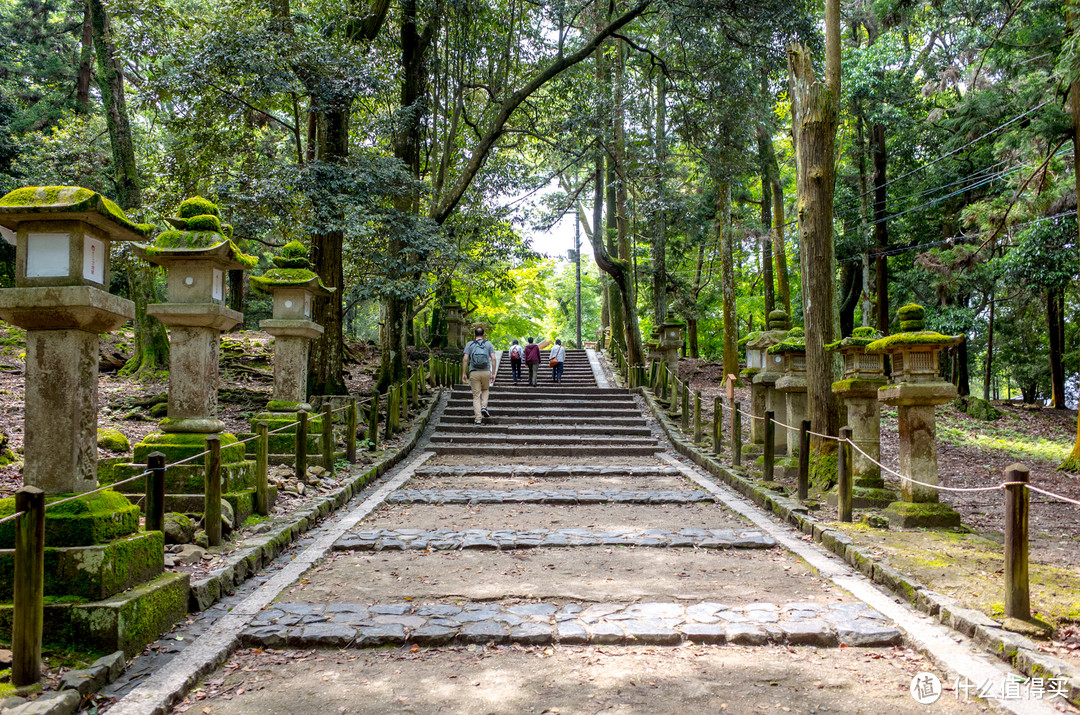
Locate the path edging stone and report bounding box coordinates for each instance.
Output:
[636,384,1080,706]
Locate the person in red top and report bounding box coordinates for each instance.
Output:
[523,336,541,387]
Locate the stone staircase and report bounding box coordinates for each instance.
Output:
[430,348,663,457]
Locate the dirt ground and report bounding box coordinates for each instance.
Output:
[289,547,841,604]
[182,644,990,715]
[362,502,751,532]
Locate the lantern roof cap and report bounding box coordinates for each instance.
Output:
[826,326,882,352]
[136,196,257,270]
[0,186,153,242]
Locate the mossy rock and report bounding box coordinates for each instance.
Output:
[133,432,246,464]
[952,395,1002,421]
[0,490,139,547]
[271,240,311,269]
[163,513,195,545]
[0,431,14,467]
[826,326,883,351]
[865,331,962,353]
[149,402,168,418]
[809,449,838,490]
[97,429,130,453]
[738,331,763,348]
[178,196,220,219]
[899,319,924,332]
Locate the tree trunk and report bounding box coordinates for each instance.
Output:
[757,80,775,316]
[605,153,625,350]
[651,70,668,325]
[984,294,994,402]
[77,3,93,112]
[309,107,348,395]
[838,262,860,338]
[88,0,140,209]
[1048,288,1065,408]
[119,263,170,379]
[788,0,841,450]
[956,336,970,396]
[761,131,790,317]
[612,37,643,366]
[594,152,609,342]
[872,122,889,334]
[715,181,739,379]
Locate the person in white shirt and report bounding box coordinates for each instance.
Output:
[549,338,566,383]
[508,339,523,383]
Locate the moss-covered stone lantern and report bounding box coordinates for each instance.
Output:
[0,186,150,493]
[826,327,895,508]
[865,304,963,527]
[110,197,259,517]
[771,327,808,458]
[745,310,789,452]
[444,302,464,349]
[657,321,684,378]
[0,187,187,657]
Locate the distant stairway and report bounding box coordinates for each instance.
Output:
[430,349,662,457]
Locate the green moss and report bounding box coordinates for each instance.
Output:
[865,331,962,353]
[178,196,220,219]
[826,327,883,351]
[767,328,806,355]
[809,449,838,489]
[150,230,228,251]
[184,214,221,232]
[250,268,332,295]
[97,428,130,452]
[133,431,246,464]
[898,319,922,332]
[0,186,152,236]
[897,303,925,321]
[0,491,139,547]
[220,223,233,239]
[272,240,310,269]
[738,331,763,348]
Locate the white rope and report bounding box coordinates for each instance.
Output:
[1025,484,1080,508]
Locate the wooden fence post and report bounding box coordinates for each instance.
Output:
[693,392,703,443]
[1005,463,1030,619]
[346,397,358,463]
[295,410,309,480]
[838,426,853,522]
[368,390,380,451]
[798,420,810,501]
[204,435,222,547]
[255,423,270,516]
[712,397,723,456]
[680,382,690,431]
[13,486,44,687]
[732,401,742,467]
[146,452,166,533]
[386,386,397,435]
[764,411,775,482]
[322,402,335,476]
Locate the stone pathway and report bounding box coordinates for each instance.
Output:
[109,348,1027,713]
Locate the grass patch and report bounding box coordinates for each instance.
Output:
[937,413,1071,464]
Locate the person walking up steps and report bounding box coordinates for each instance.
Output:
[462,327,496,424]
[549,338,565,382]
[523,336,541,387]
[508,339,523,384]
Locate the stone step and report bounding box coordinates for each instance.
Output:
[446,394,635,404]
[450,386,628,396]
[429,444,660,457]
[386,489,714,505]
[240,600,900,649]
[439,415,648,425]
[443,407,641,418]
[414,465,679,477]
[429,434,660,446]
[432,425,653,436]
[335,527,774,551]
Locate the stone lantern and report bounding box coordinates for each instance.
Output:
[115,197,259,516]
[444,302,464,349]
[772,327,808,459]
[865,304,963,528]
[0,186,149,493]
[657,321,684,378]
[0,186,187,656]
[745,310,789,452]
[826,327,896,508]
[242,241,335,467]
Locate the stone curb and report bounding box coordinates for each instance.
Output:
[638,385,1080,706]
[239,599,900,650]
[187,391,442,613]
[384,488,716,504]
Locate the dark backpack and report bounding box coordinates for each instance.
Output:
[468,340,491,371]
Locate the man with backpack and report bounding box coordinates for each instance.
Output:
[508,339,523,383]
[462,326,496,424]
[523,336,541,387]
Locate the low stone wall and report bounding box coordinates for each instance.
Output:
[637,386,1080,706]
